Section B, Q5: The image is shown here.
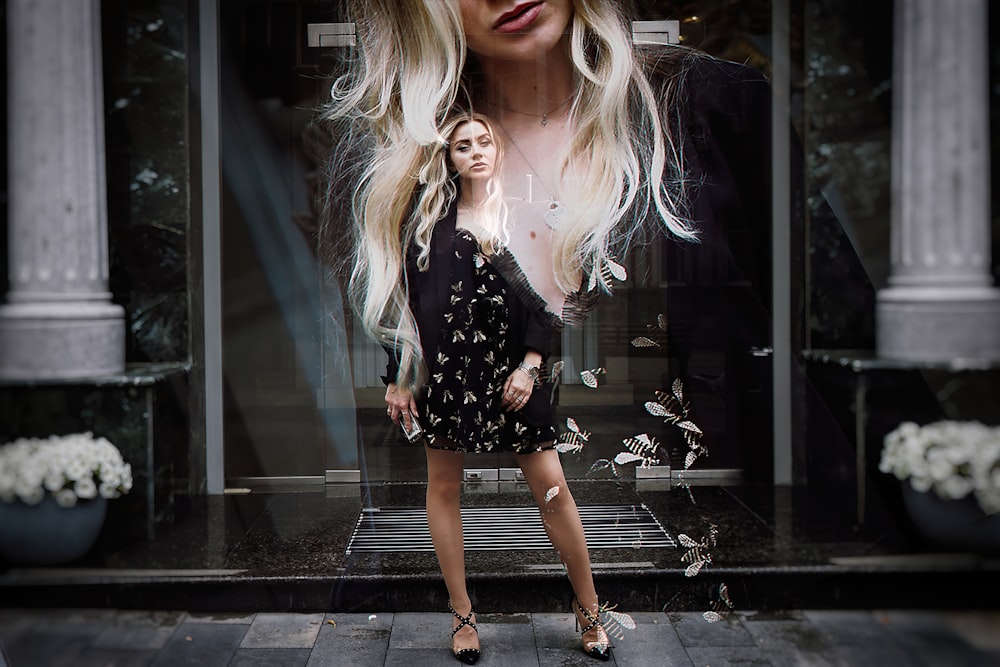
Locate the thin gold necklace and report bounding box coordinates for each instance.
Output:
[485,93,574,127]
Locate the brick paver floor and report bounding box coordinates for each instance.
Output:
[1,608,998,666]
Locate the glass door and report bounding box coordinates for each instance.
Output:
[220,0,358,486]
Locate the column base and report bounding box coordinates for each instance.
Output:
[876,286,1000,362]
[0,301,126,380]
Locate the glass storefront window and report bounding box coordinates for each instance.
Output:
[217,1,783,490]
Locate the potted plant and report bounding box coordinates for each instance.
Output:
[0,432,133,564]
[880,420,1000,552]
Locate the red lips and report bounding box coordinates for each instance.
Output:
[494,2,544,33]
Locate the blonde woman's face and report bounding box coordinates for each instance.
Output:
[457,0,573,61]
[449,121,497,182]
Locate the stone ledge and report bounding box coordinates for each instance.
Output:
[2,562,999,613]
[802,349,1000,372]
[0,361,189,388]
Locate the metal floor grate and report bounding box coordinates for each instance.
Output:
[346,504,675,553]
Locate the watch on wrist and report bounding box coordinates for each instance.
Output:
[517,362,540,382]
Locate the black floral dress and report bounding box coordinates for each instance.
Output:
[420,229,556,454]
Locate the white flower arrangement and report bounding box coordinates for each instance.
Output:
[880,420,1000,515]
[0,433,133,508]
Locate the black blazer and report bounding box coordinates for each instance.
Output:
[384,204,556,425]
[680,56,774,317]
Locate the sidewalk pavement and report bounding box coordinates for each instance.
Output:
[1,608,999,666]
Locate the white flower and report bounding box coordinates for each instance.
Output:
[0,433,131,505]
[883,421,1000,515]
[939,475,974,500]
[20,486,45,506]
[54,488,78,507]
[926,451,955,483]
[43,474,65,492]
[75,477,98,500]
[976,487,1000,515]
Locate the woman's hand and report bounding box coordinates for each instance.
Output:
[385,383,419,433]
[501,367,534,411]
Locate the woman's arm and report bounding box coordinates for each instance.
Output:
[501,356,537,412]
[501,308,551,411]
[522,308,553,360]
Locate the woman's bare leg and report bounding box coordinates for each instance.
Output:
[515,448,600,608]
[424,445,478,652]
[516,448,608,653]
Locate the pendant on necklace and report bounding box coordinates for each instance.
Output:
[541,114,548,127]
[544,198,564,229]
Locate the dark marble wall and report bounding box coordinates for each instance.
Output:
[103,0,192,363]
[0,4,6,297]
[991,4,1000,284]
[803,0,891,350]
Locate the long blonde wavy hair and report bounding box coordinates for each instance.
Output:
[413,113,510,270]
[321,0,697,390]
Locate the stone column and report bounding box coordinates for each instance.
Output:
[877,0,1000,362]
[0,0,125,379]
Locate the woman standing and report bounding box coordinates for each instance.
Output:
[384,113,609,663]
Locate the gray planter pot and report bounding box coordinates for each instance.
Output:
[0,494,107,564]
[902,483,1000,553]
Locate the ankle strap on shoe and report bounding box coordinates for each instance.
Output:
[448,601,478,637]
[573,597,603,634]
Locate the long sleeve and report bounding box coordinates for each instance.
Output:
[381,344,401,386]
[523,307,554,359]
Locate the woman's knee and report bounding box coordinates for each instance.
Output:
[536,479,572,509]
[425,446,464,498]
[427,475,462,501]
